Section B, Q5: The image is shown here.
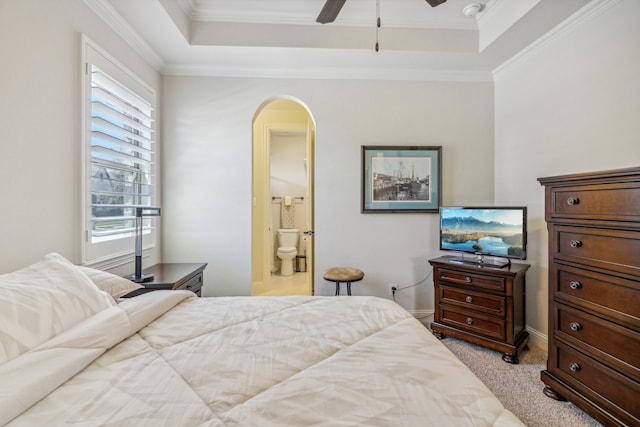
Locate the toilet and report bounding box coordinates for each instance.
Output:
[277,229,299,276]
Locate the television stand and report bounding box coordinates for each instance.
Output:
[448,253,511,269]
[429,256,530,363]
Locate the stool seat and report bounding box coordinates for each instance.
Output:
[323,267,364,296]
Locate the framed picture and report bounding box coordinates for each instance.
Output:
[362,145,442,213]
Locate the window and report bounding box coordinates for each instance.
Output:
[82,37,157,264]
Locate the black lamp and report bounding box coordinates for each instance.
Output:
[126,207,161,283]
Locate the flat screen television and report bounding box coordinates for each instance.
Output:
[439,206,527,268]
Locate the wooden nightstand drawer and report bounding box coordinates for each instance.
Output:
[438,306,505,341]
[553,225,640,276]
[438,286,506,317]
[176,272,203,295]
[437,268,506,293]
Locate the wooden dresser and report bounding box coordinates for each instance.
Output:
[538,167,640,426]
[429,256,530,364]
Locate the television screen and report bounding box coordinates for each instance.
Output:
[439,206,527,267]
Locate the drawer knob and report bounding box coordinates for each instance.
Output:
[569,281,582,290]
[567,197,580,205]
[569,363,581,372]
[465,295,473,303]
[465,277,472,283]
[570,322,582,331]
[569,240,583,248]
[466,317,474,325]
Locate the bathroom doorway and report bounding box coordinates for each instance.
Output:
[252,98,315,296]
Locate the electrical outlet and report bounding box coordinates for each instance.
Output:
[389,284,397,296]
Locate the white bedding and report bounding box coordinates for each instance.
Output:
[1,288,523,426]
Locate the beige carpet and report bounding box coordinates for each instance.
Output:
[440,337,603,427]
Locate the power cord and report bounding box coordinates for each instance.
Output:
[391,267,433,302]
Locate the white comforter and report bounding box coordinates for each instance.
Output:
[2,292,523,426]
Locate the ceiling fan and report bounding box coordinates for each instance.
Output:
[316,0,447,24]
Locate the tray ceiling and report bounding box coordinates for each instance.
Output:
[97,0,592,79]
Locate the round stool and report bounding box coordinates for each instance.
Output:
[323,267,364,296]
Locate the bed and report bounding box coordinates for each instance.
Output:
[0,253,524,426]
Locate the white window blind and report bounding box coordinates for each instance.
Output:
[82,38,157,264]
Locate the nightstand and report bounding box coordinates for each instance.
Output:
[123,263,207,297]
[429,256,530,364]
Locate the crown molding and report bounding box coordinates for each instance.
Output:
[478,0,542,52]
[162,63,494,82]
[477,0,504,23]
[82,0,165,71]
[493,0,621,77]
[188,0,476,30]
[175,0,196,19]
[192,13,476,31]
[86,0,491,82]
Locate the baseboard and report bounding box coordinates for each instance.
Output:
[410,309,434,326]
[252,280,267,295]
[525,326,548,351]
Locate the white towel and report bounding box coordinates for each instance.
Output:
[284,196,292,207]
[281,199,295,229]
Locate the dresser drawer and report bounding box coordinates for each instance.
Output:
[553,263,640,326]
[547,181,640,222]
[437,269,506,293]
[553,343,640,421]
[438,286,506,317]
[553,225,640,276]
[438,306,505,341]
[555,304,640,380]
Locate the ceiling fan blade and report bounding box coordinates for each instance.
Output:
[426,0,447,6]
[316,0,347,24]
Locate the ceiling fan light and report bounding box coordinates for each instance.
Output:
[462,3,482,17]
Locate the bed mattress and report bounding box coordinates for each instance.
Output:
[2,291,523,426]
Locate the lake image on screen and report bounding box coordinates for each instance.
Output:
[441,209,524,257]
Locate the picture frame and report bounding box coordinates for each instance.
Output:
[361,145,442,213]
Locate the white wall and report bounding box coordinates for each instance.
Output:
[494,0,640,342]
[161,77,495,310]
[0,0,161,273]
[7,0,633,338]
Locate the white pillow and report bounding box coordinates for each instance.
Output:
[0,253,115,365]
[78,266,142,299]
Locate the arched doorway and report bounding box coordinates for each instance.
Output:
[252,98,315,295]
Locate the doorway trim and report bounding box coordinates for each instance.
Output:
[251,97,315,296]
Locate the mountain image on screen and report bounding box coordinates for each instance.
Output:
[441,215,524,258]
